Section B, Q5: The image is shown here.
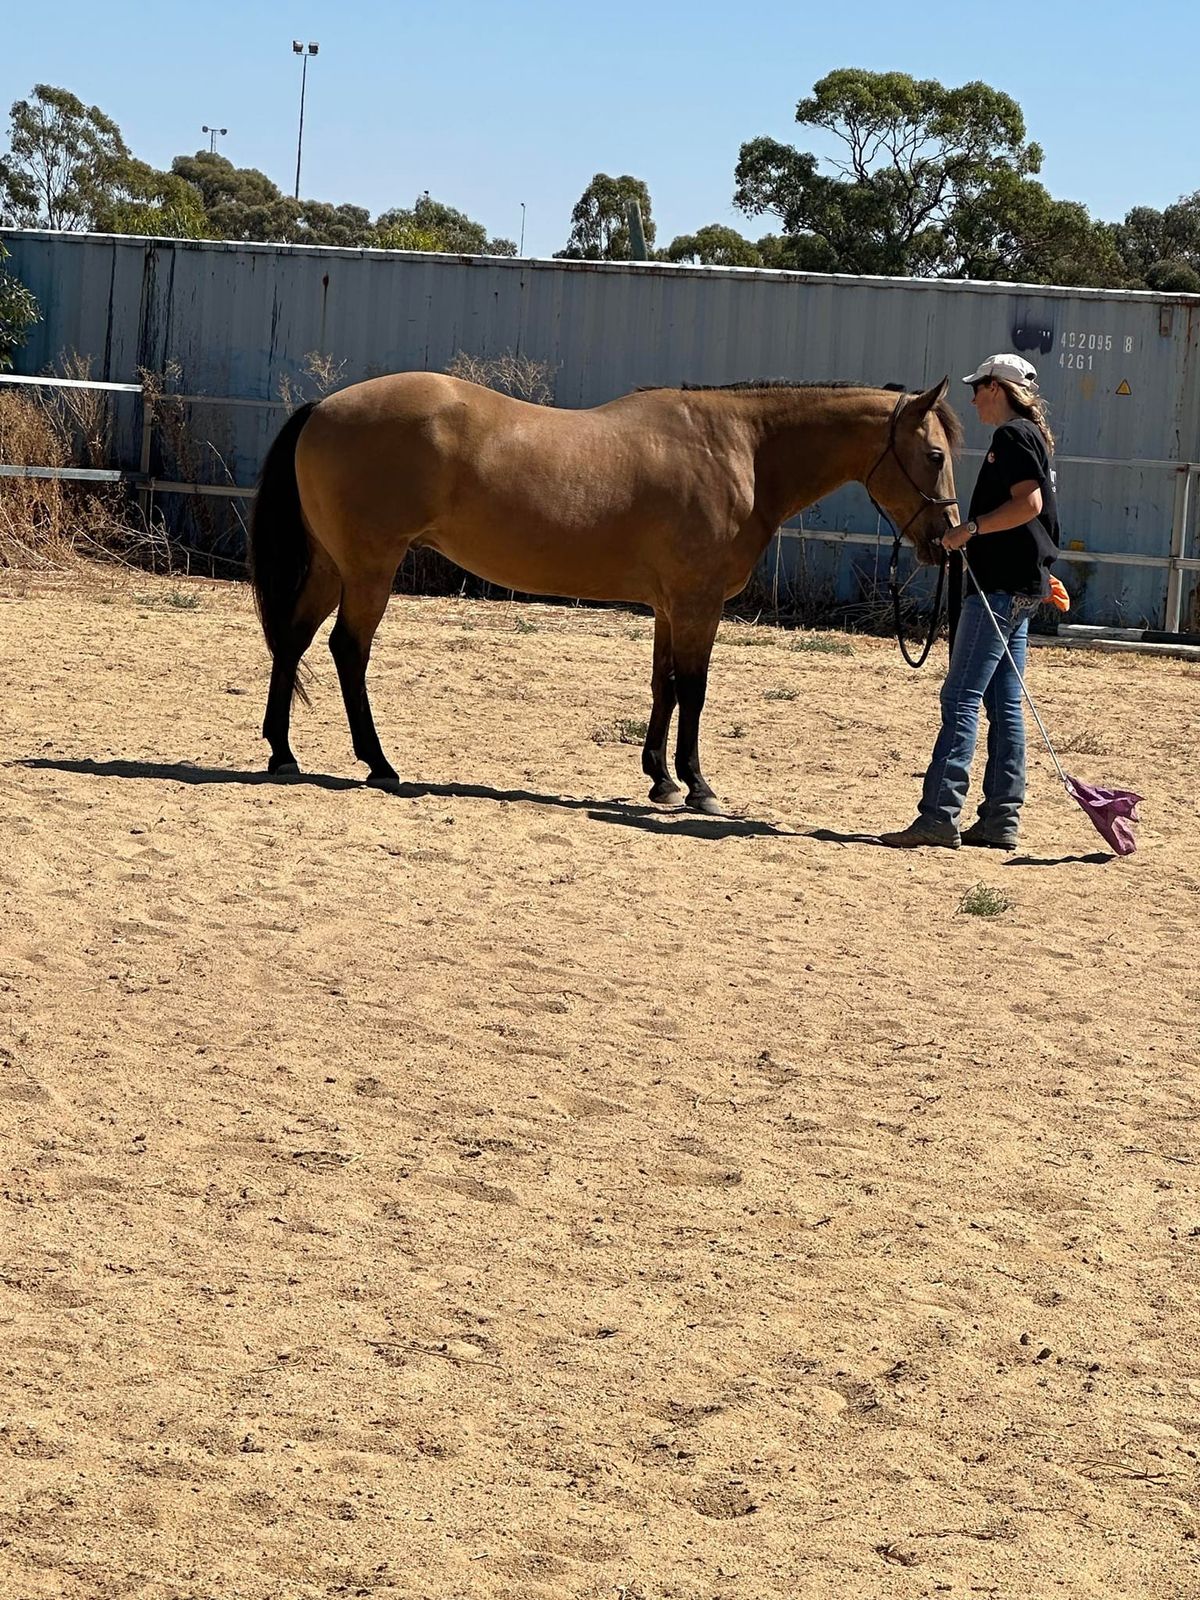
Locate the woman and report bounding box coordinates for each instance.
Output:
[880,353,1060,851]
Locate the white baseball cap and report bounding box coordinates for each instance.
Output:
[962,353,1039,388]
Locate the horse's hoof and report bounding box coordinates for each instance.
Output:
[366,772,401,793]
[649,784,685,808]
[269,760,300,777]
[686,793,725,816]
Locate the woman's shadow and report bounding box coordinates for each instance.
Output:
[804,824,1111,866]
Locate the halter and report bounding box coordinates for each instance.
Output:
[863,393,960,669]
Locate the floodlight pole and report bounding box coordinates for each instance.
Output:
[293,41,319,200]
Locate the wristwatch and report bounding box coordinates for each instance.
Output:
[964,519,979,538]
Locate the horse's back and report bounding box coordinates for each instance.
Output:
[311,371,566,448]
[297,372,657,522]
[291,373,755,603]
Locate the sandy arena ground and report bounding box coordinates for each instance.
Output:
[1,568,1198,1600]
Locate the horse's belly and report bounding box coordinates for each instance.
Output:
[423,523,648,604]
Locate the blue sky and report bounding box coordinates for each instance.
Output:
[3,1,1196,256]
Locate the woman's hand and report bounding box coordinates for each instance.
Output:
[940,522,974,552]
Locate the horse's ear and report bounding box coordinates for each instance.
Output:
[912,376,950,415]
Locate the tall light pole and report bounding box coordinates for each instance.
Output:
[519,202,526,255]
[201,124,227,155]
[292,40,319,200]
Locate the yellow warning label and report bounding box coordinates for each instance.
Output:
[1115,379,1132,396]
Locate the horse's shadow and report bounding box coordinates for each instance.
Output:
[16,757,796,840]
[586,807,794,841]
[19,756,360,793]
[17,763,1119,856]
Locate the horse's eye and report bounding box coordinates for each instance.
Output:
[928,449,945,467]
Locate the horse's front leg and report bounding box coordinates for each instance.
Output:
[642,611,683,806]
[670,602,723,815]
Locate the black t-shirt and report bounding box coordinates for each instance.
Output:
[967,418,1060,595]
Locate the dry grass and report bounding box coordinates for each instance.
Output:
[0,384,71,567]
[0,357,169,572]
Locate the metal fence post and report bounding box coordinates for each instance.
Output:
[137,385,154,526]
[1165,465,1194,633]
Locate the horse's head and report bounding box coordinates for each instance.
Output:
[865,378,962,564]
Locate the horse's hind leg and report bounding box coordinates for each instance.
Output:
[642,611,683,806]
[328,569,400,788]
[262,549,340,774]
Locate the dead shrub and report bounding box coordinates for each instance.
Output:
[0,355,168,571]
[445,350,557,406]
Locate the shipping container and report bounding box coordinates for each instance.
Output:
[4,229,1198,627]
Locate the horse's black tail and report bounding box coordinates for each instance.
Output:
[248,401,318,701]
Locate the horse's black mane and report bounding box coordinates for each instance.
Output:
[637,378,962,450]
[704,379,908,392]
[640,378,903,393]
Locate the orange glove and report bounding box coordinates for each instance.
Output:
[1046,575,1070,612]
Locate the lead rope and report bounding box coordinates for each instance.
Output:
[959,550,1067,784]
[879,511,947,670]
[947,547,962,655]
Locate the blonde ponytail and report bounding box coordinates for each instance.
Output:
[998,379,1055,453]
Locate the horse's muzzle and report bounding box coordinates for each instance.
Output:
[912,536,941,567]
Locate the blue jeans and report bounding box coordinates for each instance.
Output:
[918,592,1036,834]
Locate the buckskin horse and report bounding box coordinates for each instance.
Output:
[247,373,961,812]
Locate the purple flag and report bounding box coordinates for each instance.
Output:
[1064,775,1143,856]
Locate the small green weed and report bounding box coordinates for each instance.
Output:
[764,686,799,701]
[514,617,538,635]
[136,588,201,611]
[722,722,748,739]
[957,883,1011,918]
[593,717,649,746]
[1057,727,1111,756]
[724,631,777,647]
[790,634,853,655]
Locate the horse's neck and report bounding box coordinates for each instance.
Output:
[748,391,890,526]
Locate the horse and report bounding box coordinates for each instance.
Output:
[247,374,962,812]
